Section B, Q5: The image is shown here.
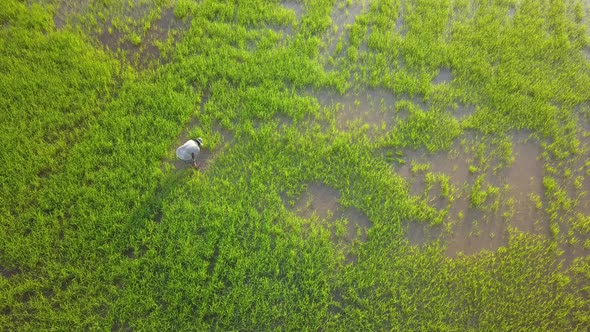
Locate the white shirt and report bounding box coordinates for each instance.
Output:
[176,140,201,161]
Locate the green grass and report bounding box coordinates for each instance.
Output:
[1,0,590,330]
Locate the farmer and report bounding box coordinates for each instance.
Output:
[176,138,203,169]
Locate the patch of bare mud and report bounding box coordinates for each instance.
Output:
[314,88,399,139]
[395,142,472,196]
[0,266,18,279]
[97,8,187,69]
[453,103,476,121]
[506,136,548,236]
[53,0,89,30]
[445,211,508,258]
[433,68,452,84]
[396,0,406,37]
[324,0,366,55]
[562,241,590,269]
[393,133,550,255]
[404,222,442,246]
[285,183,373,245]
[281,1,304,22]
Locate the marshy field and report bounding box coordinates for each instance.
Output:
[2,0,590,330]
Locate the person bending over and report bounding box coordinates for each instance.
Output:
[176,138,203,169]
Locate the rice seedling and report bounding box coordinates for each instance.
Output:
[1,0,590,330]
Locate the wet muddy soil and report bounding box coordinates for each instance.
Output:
[506,137,547,235]
[324,0,366,55]
[433,68,452,85]
[311,87,428,139]
[55,3,187,70]
[281,1,304,22]
[99,8,187,69]
[396,0,406,36]
[404,221,442,247]
[284,183,373,245]
[394,132,550,257]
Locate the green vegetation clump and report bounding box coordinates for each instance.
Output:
[388,106,462,152]
[1,0,590,330]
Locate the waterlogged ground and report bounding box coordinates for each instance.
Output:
[2,0,590,330]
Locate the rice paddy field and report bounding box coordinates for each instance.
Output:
[2,0,590,330]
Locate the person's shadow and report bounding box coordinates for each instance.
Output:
[113,168,190,256]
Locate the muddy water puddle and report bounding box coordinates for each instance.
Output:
[284,183,373,247]
[394,139,472,197]
[56,3,186,69]
[453,103,476,121]
[260,1,304,40]
[404,222,442,247]
[100,8,186,69]
[396,133,549,257]
[396,0,406,36]
[313,88,409,139]
[53,0,89,30]
[506,137,547,235]
[433,68,452,85]
[281,1,304,22]
[561,237,590,269]
[324,0,366,55]
[331,0,366,32]
[445,215,508,258]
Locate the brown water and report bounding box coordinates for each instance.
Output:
[454,103,476,120]
[395,132,552,257]
[281,1,304,22]
[57,3,186,70]
[287,183,373,245]
[332,1,365,32]
[99,8,185,69]
[396,141,472,195]
[559,111,590,266]
[396,0,406,36]
[325,0,366,55]
[506,137,547,236]
[561,218,590,268]
[405,222,442,247]
[445,212,508,258]
[433,68,452,84]
[396,139,507,256]
[53,0,90,30]
[313,88,406,139]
